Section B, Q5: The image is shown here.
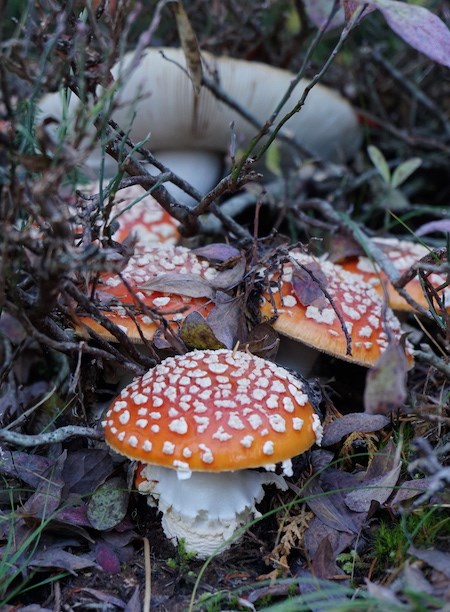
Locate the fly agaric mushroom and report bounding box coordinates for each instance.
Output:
[103,348,322,557]
[38,47,361,202]
[259,251,414,369]
[333,237,449,312]
[76,245,216,342]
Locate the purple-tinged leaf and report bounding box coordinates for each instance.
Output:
[304,516,356,560]
[345,440,401,512]
[180,311,226,350]
[125,586,142,612]
[87,477,129,531]
[20,452,66,519]
[139,274,215,299]
[192,243,242,264]
[96,542,121,574]
[28,547,99,574]
[389,477,434,508]
[303,0,346,31]
[0,451,53,488]
[55,504,91,527]
[416,220,450,236]
[365,580,405,606]
[208,257,246,290]
[409,545,450,579]
[300,479,360,533]
[206,293,243,349]
[364,0,450,68]
[62,449,113,497]
[322,413,389,446]
[364,339,408,415]
[312,536,348,579]
[343,0,375,20]
[76,588,126,609]
[291,262,328,307]
[245,323,280,360]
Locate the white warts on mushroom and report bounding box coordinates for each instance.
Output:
[103,349,322,558]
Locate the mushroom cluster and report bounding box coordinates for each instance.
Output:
[103,348,322,557]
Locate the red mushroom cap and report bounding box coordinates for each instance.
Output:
[104,349,322,472]
[260,251,414,368]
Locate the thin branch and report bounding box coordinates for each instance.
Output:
[0,426,103,447]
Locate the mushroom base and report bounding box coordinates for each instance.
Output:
[137,464,287,558]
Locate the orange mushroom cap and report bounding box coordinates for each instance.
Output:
[260,251,414,368]
[103,349,322,473]
[334,237,449,312]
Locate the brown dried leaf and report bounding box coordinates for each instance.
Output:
[312,536,347,579]
[29,547,100,575]
[169,1,202,95]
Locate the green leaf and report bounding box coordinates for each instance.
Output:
[391,157,422,189]
[87,477,129,531]
[265,142,283,178]
[367,145,390,184]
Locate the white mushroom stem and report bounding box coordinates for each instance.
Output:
[137,464,288,558]
[38,48,361,201]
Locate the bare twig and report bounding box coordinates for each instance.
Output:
[0,425,103,447]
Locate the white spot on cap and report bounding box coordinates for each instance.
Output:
[136,419,148,428]
[119,411,130,425]
[199,444,214,464]
[312,414,323,445]
[292,417,304,430]
[143,440,152,452]
[163,441,175,455]
[248,414,263,430]
[113,401,127,411]
[182,447,192,458]
[117,432,125,441]
[263,441,274,455]
[169,417,188,434]
[152,296,171,307]
[212,426,233,442]
[228,413,245,430]
[129,435,138,448]
[240,435,254,448]
[359,325,373,338]
[269,414,286,432]
[208,362,228,374]
[252,388,267,401]
[282,295,297,307]
[282,459,293,477]
[150,412,161,419]
[133,393,148,405]
[305,306,336,324]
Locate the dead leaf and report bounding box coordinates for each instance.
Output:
[169,1,202,94]
[180,311,226,350]
[208,257,246,290]
[245,323,280,360]
[0,451,53,488]
[364,339,408,415]
[20,451,66,520]
[344,440,401,512]
[29,547,99,575]
[291,261,328,307]
[62,449,113,496]
[300,479,360,533]
[193,243,242,265]
[139,273,215,299]
[95,542,121,573]
[206,293,243,348]
[312,536,348,580]
[304,516,356,560]
[389,477,434,508]
[322,413,389,446]
[87,477,129,531]
[409,546,450,579]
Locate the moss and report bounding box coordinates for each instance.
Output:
[373,508,450,569]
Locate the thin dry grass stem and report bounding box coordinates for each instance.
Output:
[143,536,151,612]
